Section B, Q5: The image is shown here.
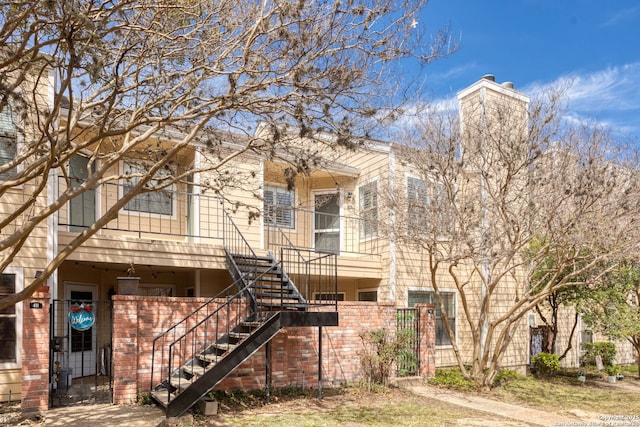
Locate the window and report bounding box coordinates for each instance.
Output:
[408,290,456,346]
[359,181,378,240]
[0,273,18,364]
[358,290,378,302]
[406,176,453,236]
[313,292,345,301]
[264,186,294,228]
[123,162,174,216]
[580,329,593,351]
[0,99,17,181]
[407,177,429,233]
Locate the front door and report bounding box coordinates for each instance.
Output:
[65,284,97,378]
[313,192,340,253]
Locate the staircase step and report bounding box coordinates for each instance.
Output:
[151,389,176,408]
[257,302,308,310]
[228,331,251,339]
[200,353,224,363]
[169,376,193,391]
[254,293,301,301]
[212,342,237,351]
[230,253,273,262]
[183,364,207,377]
[241,320,264,328]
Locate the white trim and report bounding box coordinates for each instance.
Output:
[311,189,343,254]
[188,152,201,243]
[259,160,264,249]
[0,267,23,370]
[457,78,530,104]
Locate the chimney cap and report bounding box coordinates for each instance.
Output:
[502,82,514,89]
[481,74,495,82]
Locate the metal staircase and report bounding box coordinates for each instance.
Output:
[149,209,338,418]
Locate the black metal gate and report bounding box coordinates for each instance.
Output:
[396,308,420,376]
[49,299,113,407]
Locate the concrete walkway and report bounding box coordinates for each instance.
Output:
[45,404,166,427]
[407,384,583,426]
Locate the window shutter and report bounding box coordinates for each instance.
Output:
[0,101,17,180]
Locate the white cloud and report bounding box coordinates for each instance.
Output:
[524,63,640,136]
[602,6,640,27]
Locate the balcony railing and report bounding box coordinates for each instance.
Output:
[57,179,225,244]
[264,207,380,256]
[58,178,380,256]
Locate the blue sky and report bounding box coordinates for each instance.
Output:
[417,0,640,140]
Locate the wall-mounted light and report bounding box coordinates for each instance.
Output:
[346,192,354,201]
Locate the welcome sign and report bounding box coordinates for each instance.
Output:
[68,304,95,331]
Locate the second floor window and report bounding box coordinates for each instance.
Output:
[264,186,294,228]
[0,99,17,181]
[406,176,453,237]
[407,176,429,233]
[359,181,378,240]
[123,162,174,216]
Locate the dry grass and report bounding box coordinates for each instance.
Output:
[488,372,640,415]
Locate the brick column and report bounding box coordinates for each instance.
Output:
[112,296,139,404]
[21,287,51,414]
[416,303,436,378]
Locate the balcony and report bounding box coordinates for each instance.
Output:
[57,179,381,258]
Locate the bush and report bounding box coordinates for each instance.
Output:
[531,352,560,377]
[493,368,526,386]
[360,328,414,388]
[428,367,478,391]
[581,342,617,367]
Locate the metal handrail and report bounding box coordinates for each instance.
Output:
[266,213,338,310]
[150,278,243,391]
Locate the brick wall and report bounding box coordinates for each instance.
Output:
[112,298,436,403]
[21,287,51,414]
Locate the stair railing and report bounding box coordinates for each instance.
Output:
[280,247,338,310]
[150,278,244,392]
[264,213,338,310]
[156,263,284,405]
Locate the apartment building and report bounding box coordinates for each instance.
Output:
[2,74,624,415]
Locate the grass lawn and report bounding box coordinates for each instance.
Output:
[204,369,640,427]
[488,369,640,415]
[204,387,517,427]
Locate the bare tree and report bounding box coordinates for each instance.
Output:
[0,0,456,310]
[385,81,640,388]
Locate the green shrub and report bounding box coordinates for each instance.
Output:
[581,342,617,367]
[428,367,477,391]
[493,368,526,386]
[531,352,560,377]
[605,365,620,376]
